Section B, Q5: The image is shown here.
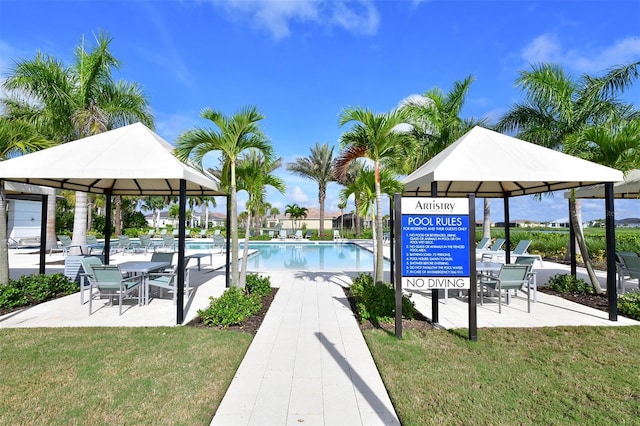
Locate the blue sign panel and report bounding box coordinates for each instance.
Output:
[400,198,470,289]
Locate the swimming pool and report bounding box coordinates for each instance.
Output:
[187,241,387,271]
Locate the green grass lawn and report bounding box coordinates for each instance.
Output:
[364,326,640,426]
[0,327,252,425]
[4,323,640,425]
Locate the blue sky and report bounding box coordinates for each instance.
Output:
[1,0,639,222]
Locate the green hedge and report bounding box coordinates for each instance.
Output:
[349,273,417,323]
[618,292,640,321]
[197,273,272,327]
[0,274,77,311]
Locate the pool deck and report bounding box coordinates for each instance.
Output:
[3,240,640,426]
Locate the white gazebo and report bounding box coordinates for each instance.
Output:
[401,126,623,322]
[0,122,225,324]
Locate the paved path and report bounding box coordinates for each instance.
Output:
[211,271,400,426]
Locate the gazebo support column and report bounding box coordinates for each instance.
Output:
[38,194,47,275]
[605,182,617,321]
[177,179,186,325]
[104,191,112,264]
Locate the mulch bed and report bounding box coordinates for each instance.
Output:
[538,287,610,312]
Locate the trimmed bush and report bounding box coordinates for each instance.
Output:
[618,292,640,321]
[245,273,272,298]
[198,275,272,327]
[547,273,593,294]
[198,287,262,327]
[349,273,417,323]
[0,273,77,311]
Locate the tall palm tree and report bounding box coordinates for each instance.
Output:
[237,151,285,287]
[2,31,153,252]
[334,107,412,283]
[398,76,490,236]
[286,142,335,237]
[175,106,272,287]
[0,118,54,284]
[495,61,640,293]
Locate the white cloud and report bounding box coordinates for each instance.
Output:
[211,0,380,40]
[521,33,640,73]
[287,186,311,204]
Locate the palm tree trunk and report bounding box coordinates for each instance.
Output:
[71,191,88,255]
[569,191,603,294]
[354,201,362,237]
[240,208,252,288]
[45,190,57,252]
[374,162,384,283]
[114,196,122,236]
[230,162,240,287]
[482,198,491,239]
[0,181,10,285]
[319,185,326,237]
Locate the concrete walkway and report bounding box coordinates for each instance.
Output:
[211,271,400,426]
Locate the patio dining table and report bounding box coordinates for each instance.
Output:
[118,261,170,305]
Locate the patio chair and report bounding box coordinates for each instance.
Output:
[476,237,491,250]
[146,260,192,305]
[116,235,135,254]
[212,235,226,254]
[51,234,84,256]
[278,229,287,240]
[304,230,313,239]
[268,230,275,239]
[476,238,505,260]
[479,264,533,313]
[161,235,177,252]
[618,253,640,294]
[333,230,342,241]
[172,229,179,237]
[88,264,141,315]
[138,234,161,253]
[86,235,105,255]
[513,256,538,302]
[150,252,175,270]
[79,256,103,304]
[199,229,207,238]
[294,230,304,240]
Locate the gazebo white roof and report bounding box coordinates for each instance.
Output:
[402,126,623,197]
[0,122,223,196]
[568,169,640,199]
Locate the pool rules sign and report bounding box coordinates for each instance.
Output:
[401,197,470,290]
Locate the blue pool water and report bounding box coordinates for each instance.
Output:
[186,241,387,271]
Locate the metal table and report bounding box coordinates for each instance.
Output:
[118,261,170,305]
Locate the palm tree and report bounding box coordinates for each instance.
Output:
[141,196,165,232]
[495,61,640,293]
[286,142,335,237]
[237,151,285,287]
[0,118,54,284]
[175,106,272,287]
[334,107,412,283]
[2,31,153,252]
[398,76,489,237]
[339,166,402,271]
[284,203,308,232]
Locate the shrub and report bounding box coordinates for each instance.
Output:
[198,287,262,327]
[0,273,76,311]
[245,273,271,297]
[618,292,640,321]
[547,273,593,294]
[349,273,417,323]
